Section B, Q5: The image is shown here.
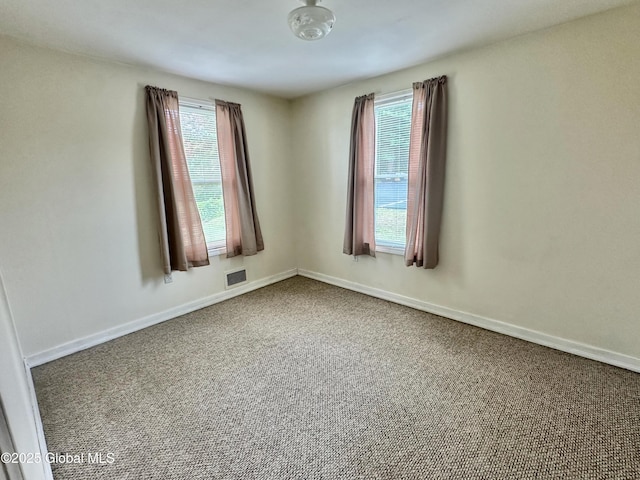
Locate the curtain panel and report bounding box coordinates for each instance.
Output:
[215,100,264,258]
[404,76,448,269]
[343,93,376,257]
[145,86,209,274]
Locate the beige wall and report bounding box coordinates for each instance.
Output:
[0,36,296,357]
[292,4,640,358]
[1,3,639,364]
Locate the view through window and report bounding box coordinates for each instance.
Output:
[179,100,226,251]
[374,91,412,249]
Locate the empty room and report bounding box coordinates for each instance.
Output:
[1,0,639,479]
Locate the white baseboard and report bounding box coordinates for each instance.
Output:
[22,360,54,479]
[26,266,640,374]
[26,268,298,368]
[298,269,640,374]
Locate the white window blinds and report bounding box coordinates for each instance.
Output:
[374,91,412,248]
[179,101,226,250]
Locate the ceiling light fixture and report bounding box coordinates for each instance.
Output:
[288,0,336,41]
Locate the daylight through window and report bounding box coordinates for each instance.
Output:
[374,91,412,249]
[179,100,226,251]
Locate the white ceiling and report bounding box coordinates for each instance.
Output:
[0,0,636,98]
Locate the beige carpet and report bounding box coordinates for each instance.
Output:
[33,276,640,479]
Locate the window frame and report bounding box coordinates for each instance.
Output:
[373,89,413,255]
[179,96,226,257]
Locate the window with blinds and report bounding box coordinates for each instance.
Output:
[179,100,226,251]
[374,90,413,249]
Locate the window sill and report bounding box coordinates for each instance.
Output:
[208,246,227,257]
[376,245,404,256]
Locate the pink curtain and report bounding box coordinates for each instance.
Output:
[343,93,376,257]
[405,76,448,269]
[145,86,209,274]
[215,100,264,258]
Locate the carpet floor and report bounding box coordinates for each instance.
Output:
[33,276,640,479]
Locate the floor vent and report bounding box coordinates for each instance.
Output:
[225,268,247,289]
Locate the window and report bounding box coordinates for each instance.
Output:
[374,90,412,251]
[179,98,226,252]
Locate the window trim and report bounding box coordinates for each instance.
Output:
[180,96,215,111]
[375,88,413,106]
[207,245,227,257]
[373,88,412,253]
[376,245,404,256]
[179,97,226,256]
